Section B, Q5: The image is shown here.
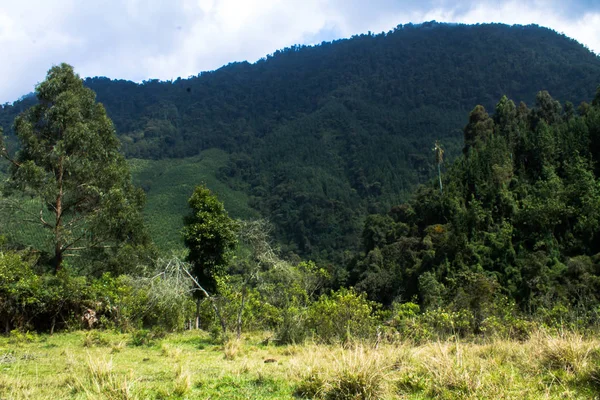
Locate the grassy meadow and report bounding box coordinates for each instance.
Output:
[2,330,600,399]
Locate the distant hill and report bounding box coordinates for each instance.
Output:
[2,22,600,261]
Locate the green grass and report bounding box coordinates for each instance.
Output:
[1,330,600,399]
[129,149,260,254]
[0,331,293,399]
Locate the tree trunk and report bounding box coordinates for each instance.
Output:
[54,156,64,273]
[53,248,63,273]
[236,287,247,339]
[195,298,201,329]
[182,268,227,337]
[438,163,443,194]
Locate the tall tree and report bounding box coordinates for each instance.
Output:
[463,105,494,154]
[183,184,238,293]
[0,64,150,273]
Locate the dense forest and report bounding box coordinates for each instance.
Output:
[2,22,600,263]
[348,88,600,320]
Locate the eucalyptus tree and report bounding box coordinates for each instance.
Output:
[0,64,150,273]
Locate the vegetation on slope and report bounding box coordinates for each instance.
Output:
[3,22,600,260]
[349,88,600,323]
[129,150,259,253]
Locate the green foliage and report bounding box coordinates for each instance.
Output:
[351,87,600,330]
[1,64,153,274]
[129,327,167,347]
[0,250,195,333]
[128,150,259,253]
[306,288,380,344]
[0,250,40,332]
[183,185,238,293]
[193,220,330,343]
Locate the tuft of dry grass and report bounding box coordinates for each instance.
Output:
[533,330,596,374]
[417,341,485,397]
[67,353,138,400]
[224,338,243,360]
[292,345,392,399]
[173,364,192,396]
[82,331,111,348]
[111,341,126,354]
[160,343,182,359]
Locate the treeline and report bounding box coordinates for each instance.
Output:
[2,22,600,261]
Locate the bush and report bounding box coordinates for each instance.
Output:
[306,288,380,344]
[275,304,309,345]
[0,250,41,333]
[91,272,195,332]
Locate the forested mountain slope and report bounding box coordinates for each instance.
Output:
[2,22,600,260]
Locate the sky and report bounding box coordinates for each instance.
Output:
[1,0,600,103]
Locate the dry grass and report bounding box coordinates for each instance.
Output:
[223,337,243,360]
[292,345,393,399]
[173,364,192,396]
[533,330,596,374]
[66,353,138,400]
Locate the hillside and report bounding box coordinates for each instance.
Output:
[2,22,600,260]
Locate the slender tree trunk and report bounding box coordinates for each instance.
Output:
[53,247,63,273]
[182,268,227,337]
[54,157,64,273]
[438,163,443,194]
[195,298,201,329]
[236,287,247,339]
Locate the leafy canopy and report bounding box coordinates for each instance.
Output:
[1,63,151,273]
[183,184,238,293]
[350,88,600,321]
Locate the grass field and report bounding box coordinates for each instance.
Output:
[1,330,599,399]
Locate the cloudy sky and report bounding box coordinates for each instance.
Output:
[1,0,599,103]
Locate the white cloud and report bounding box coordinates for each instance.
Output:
[0,0,598,103]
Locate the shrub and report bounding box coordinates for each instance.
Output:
[0,251,42,333]
[295,371,326,399]
[275,305,309,345]
[91,271,195,332]
[420,308,474,339]
[306,288,380,344]
[129,328,166,347]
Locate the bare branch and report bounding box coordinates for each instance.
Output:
[0,146,21,169]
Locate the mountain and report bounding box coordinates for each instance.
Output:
[2,22,600,261]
